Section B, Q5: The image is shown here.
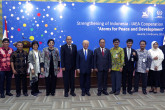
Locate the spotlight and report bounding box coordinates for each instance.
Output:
[147,6,153,13]
[58,3,64,11]
[25,2,33,12]
[90,3,96,11]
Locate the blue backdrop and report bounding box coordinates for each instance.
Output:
[2,1,165,51]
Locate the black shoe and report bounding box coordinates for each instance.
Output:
[86,92,91,96]
[16,94,21,97]
[1,94,5,98]
[70,92,76,96]
[81,92,85,96]
[109,91,115,94]
[46,93,50,96]
[143,91,147,95]
[160,89,164,93]
[51,93,55,96]
[37,91,42,94]
[133,90,138,93]
[102,91,109,95]
[64,93,68,97]
[128,91,133,95]
[114,91,120,95]
[123,91,126,95]
[97,92,101,96]
[6,92,13,96]
[23,93,28,96]
[32,93,38,96]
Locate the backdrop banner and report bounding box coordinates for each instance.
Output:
[2,1,165,51]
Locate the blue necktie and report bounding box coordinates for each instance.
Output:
[85,50,87,60]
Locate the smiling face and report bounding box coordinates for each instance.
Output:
[140,41,146,50]
[99,39,105,48]
[16,43,23,51]
[3,41,9,48]
[153,42,158,49]
[83,40,89,49]
[127,42,133,48]
[113,41,119,48]
[66,36,72,45]
[33,44,38,50]
[48,41,54,48]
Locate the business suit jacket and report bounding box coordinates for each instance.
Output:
[61,44,77,70]
[123,48,138,71]
[76,49,94,74]
[159,45,165,70]
[94,47,112,71]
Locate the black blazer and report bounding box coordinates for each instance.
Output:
[94,47,111,71]
[61,44,77,70]
[123,48,138,71]
[76,49,93,74]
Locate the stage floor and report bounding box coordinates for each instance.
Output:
[0,88,165,110]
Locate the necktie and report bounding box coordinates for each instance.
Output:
[68,45,72,53]
[102,48,104,56]
[85,49,87,60]
[128,48,131,60]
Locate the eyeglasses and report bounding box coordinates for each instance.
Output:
[3,42,9,44]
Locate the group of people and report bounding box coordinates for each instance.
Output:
[0,36,165,98]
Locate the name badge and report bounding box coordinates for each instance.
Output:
[131,58,134,61]
[115,54,118,58]
[143,59,145,62]
[25,57,26,63]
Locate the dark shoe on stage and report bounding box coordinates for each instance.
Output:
[143,91,147,95]
[46,93,50,96]
[149,90,154,93]
[1,94,5,98]
[97,92,101,96]
[70,92,76,96]
[37,91,42,94]
[102,91,109,95]
[16,94,21,97]
[133,90,138,93]
[86,92,91,96]
[81,92,85,96]
[109,91,115,94]
[128,91,133,95]
[32,93,38,96]
[51,93,55,96]
[6,92,13,96]
[23,93,28,96]
[123,91,126,95]
[64,93,68,97]
[114,91,120,95]
[160,89,164,93]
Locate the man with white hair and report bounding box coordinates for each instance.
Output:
[76,40,93,96]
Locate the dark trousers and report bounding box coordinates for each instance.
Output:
[160,70,165,90]
[150,70,161,88]
[63,69,75,93]
[14,74,27,94]
[122,69,133,92]
[0,71,13,94]
[111,71,122,92]
[45,72,57,94]
[80,73,91,93]
[134,72,147,92]
[31,73,40,94]
[97,70,108,92]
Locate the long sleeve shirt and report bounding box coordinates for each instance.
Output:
[110,47,124,71]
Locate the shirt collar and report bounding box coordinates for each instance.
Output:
[67,44,72,47]
[16,49,24,53]
[83,48,88,51]
[2,47,9,50]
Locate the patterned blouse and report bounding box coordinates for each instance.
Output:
[110,47,124,71]
[10,50,28,74]
[0,47,13,71]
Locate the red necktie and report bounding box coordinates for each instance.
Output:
[102,48,104,56]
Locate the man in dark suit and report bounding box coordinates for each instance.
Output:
[94,39,111,96]
[159,45,165,93]
[122,39,138,95]
[61,36,77,97]
[76,40,93,96]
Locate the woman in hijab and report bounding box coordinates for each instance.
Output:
[148,41,164,93]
